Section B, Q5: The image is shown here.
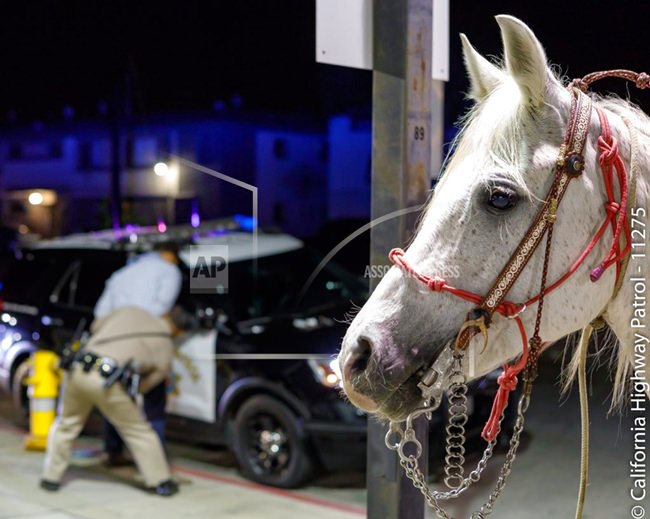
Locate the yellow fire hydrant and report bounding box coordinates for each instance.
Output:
[24,350,60,451]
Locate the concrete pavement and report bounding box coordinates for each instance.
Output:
[0,355,642,518]
[0,416,366,519]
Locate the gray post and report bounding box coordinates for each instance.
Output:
[367,0,439,518]
[110,86,123,231]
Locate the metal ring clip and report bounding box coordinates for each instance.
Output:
[384,423,403,451]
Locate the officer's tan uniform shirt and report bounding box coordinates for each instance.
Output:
[87,306,174,393]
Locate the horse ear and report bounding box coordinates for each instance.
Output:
[460,33,503,102]
[496,15,551,108]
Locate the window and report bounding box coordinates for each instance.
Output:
[272,203,285,224]
[7,142,63,161]
[319,142,329,163]
[50,143,63,159]
[77,140,111,171]
[78,142,92,170]
[2,251,74,304]
[273,138,288,159]
[50,261,81,306]
[75,252,127,309]
[8,144,21,160]
[127,137,158,168]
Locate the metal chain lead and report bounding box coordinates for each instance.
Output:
[443,352,469,489]
[387,418,501,501]
[386,349,502,501]
[390,391,530,519]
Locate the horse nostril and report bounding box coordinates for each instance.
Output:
[348,336,372,375]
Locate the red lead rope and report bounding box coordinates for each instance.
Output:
[389,107,632,442]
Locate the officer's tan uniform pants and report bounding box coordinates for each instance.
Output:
[42,365,170,487]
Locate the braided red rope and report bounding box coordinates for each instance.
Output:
[589,107,631,282]
[388,105,632,443]
[481,318,528,441]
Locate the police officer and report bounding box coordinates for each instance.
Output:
[94,241,182,465]
[40,306,179,496]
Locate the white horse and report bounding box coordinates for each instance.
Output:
[339,15,650,422]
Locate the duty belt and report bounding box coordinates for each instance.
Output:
[74,351,140,398]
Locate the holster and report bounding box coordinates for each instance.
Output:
[101,358,140,399]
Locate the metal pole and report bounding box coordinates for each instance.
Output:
[367,0,440,517]
[110,88,123,231]
[110,80,126,231]
[109,70,133,231]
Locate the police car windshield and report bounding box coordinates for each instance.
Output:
[185,247,367,322]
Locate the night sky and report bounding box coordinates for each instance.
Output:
[0,1,649,124]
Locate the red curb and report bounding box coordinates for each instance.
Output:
[171,465,366,517]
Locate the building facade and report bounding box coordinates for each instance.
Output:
[0,112,371,239]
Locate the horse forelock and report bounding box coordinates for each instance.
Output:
[416,77,549,242]
[434,78,563,202]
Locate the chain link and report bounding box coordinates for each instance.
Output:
[391,387,530,518]
[443,352,469,489]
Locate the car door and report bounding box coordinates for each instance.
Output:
[166,327,218,423]
[166,270,225,424]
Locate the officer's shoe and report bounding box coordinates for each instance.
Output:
[39,479,60,492]
[150,479,179,497]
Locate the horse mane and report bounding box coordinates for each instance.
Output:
[597,95,650,139]
[563,92,650,412]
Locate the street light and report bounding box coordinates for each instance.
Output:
[154,162,170,176]
[28,191,44,206]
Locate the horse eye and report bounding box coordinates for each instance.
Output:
[487,187,519,212]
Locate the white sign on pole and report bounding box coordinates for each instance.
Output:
[432,0,449,81]
[316,0,373,70]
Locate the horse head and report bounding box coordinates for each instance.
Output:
[339,16,628,420]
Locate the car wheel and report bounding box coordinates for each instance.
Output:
[231,395,313,488]
[11,359,31,428]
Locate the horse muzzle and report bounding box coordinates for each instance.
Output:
[339,336,380,412]
[339,329,443,420]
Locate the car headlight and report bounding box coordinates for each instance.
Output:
[308,358,342,388]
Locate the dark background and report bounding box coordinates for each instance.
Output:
[0,1,649,125]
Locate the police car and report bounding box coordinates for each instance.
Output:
[0,219,368,488]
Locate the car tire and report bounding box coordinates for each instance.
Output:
[11,359,31,428]
[231,394,313,488]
